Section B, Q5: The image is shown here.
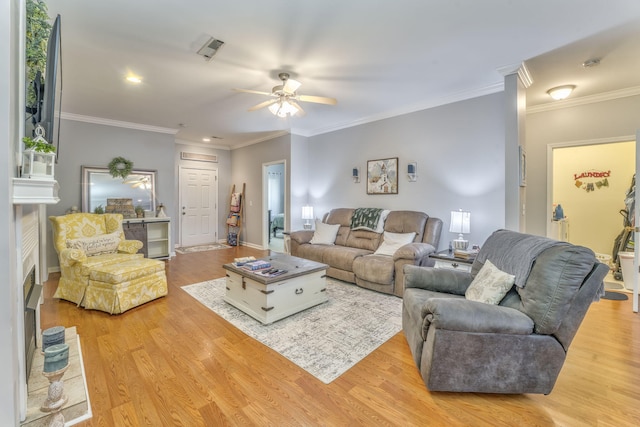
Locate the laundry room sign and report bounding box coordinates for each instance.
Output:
[574,170,610,192]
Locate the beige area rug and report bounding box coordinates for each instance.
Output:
[182,278,402,384]
[175,243,231,254]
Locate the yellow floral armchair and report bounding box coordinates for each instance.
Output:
[50,213,168,313]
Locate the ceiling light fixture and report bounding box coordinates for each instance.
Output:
[268,98,300,118]
[126,76,142,84]
[547,85,575,100]
[202,138,211,142]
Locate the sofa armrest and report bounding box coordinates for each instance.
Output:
[118,239,143,254]
[58,248,87,267]
[394,242,435,261]
[290,230,314,245]
[422,298,534,335]
[404,264,472,296]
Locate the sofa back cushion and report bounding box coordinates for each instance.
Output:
[384,211,428,242]
[518,245,596,335]
[324,208,355,247]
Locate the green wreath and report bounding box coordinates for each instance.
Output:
[108,156,133,179]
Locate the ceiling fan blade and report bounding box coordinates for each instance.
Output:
[283,78,301,94]
[248,98,279,111]
[297,94,337,105]
[232,88,273,96]
[290,100,306,116]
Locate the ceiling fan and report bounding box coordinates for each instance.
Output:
[233,72,337,117]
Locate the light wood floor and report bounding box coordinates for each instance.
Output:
[41,246,640,426]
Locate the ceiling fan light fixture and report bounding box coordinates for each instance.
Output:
[269,99,300,117]
[547,85,576,100]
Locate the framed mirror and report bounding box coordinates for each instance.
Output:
[82,166,157,214]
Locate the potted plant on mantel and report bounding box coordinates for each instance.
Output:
[22,134,56,180]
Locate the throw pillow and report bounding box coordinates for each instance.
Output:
[465,259,515,305]
[66,232,121,256]
[309,220,341,245]
[373,231,416,256]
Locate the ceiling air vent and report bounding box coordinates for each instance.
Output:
[181,152,218,163]
[197,37,225,61]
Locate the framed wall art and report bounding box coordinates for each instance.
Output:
[367,157,398,195]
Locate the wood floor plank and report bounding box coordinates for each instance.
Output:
[41,247,640,426]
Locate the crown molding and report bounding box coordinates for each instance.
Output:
[230,130,291,150]
[527,86,640,114]
[496,62,533,88]
[60,112,179,134]
[299,82,504,137]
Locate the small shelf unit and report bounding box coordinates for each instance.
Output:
[123,217,171,259]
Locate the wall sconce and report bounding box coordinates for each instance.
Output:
[449,209,471,250]
[352,167,360,183]
[301,205,314,229]
[407,162,417,182]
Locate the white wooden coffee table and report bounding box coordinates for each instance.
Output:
[222,253,328,324]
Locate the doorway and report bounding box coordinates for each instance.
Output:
[264,161,286,252]
[549,140,635,255]
[179,166,218,247]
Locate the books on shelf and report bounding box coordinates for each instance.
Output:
[241,260,271,271]
[453,249,478,260]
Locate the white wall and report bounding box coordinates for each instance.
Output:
[526,95,640,237]
[552,141,635,255]
[306,92,506,250]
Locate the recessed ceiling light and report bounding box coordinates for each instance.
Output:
[547,85,576,100]
[202,138,211,142]
[126,76,142,84]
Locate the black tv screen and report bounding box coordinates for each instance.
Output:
[38,14,61,149]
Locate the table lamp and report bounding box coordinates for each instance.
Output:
[302,205,314,229]
[449,209,471,250]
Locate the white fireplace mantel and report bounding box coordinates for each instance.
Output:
[12,177,60,205]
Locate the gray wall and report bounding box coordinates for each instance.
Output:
[526,95,640,237]
[305,92,506,250]
[47,119,176,268]
[230,134,291,246]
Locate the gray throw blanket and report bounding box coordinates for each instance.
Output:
[476,229,569,288]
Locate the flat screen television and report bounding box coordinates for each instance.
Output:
[31,14,61,151]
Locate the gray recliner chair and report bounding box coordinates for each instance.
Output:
[402,229,608,394]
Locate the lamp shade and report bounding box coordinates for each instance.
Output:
[301,205,314,220]
[449,210,471,234]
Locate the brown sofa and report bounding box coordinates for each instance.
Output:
[290,208,442,297]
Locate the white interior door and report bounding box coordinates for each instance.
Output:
[179,167,218,247]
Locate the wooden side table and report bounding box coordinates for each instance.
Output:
[282,231,291,254]
[430,250,474,272]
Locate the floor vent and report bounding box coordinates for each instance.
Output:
[181,152,218,163]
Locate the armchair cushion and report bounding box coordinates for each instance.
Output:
[66,231,121,256]
[422,298,534,335]
[465,260,515,305]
